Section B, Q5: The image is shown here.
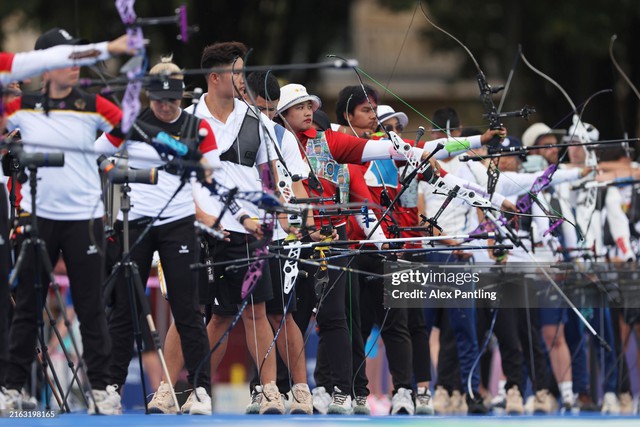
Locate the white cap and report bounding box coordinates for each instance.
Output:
[277,83,321,114]
[377,105,408,128]
[522,122,552,147]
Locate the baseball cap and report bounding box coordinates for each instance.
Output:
[35,28,86,50]
[145,78,185,100]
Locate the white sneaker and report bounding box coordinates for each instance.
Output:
[505,386,524,415]
[181,390,194,413]
[3,389,22,411]
[432,386,450,415]
[148,381,177,414]
[290,384,313,415]
[352,395,371,415]
[561,393,580,415]
[618,392,633,415]
[0,388,7,413]
[368,394,391,415]
[450,390,468,415]
[415,387,434,415]
[312,386,332,414]
[533,389,558,414]
[88,385,122,415]
[259,382,285,414]
[391,387,414,415]
[601,392,620,415]
[187,387,212,415]
[491,393,506,414]
[524,395,535,415]
[280,393,291,414]
[327,387,352,415]
[245,385,263,414]
[22,395,37,410]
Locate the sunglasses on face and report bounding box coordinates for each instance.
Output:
[384,123,404,133]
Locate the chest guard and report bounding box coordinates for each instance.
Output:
[219,108,260,167]
[305,131,350,202]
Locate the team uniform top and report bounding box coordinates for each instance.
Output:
[5,88,121,220]
[296,128,491,230]
[95,107,220,226]
[295,128,370,228]
[187,95,278,234]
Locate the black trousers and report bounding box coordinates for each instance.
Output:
[283,248,318,393]
[107,216,210,388]
[517,304,553,392]
[247,243,303,394]
[436,309,462,392]
[292,248,317,336]
[407,308,431,383]
[476,307,523,392]
[310,225,353,394]
[346,259,367,396]
[357,254,412,394]
[7,217,111,390]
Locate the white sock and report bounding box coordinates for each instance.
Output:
[559,381,573,402]
[498,380,507,397]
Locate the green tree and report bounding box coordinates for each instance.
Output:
[421,0,640,150]
[1,1,352,93]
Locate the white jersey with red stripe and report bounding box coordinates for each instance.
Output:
[95,107,220,226]
[187,96,278,234]
[5,88,121,220]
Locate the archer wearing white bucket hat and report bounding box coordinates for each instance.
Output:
[277,83,321,114]
[377,105,408,133]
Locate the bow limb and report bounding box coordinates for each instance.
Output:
[520,49,577,113]
[419,2,506,197]
[114,3,194,134]
[520,49,603,240]
[418,1,481,73]
[115,0,145,134]
[497,44,522,114]
[609,35,639,159]
[609,35,640,102]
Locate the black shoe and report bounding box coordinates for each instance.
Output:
[576,393,599,412]
[466,394,489,415]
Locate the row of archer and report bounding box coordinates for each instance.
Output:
[1,13,639,417]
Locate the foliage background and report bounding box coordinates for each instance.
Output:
[2,0,639,154]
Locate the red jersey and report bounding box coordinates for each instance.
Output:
[296,128,367,228]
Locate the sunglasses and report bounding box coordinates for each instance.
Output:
[384,123,404,133]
